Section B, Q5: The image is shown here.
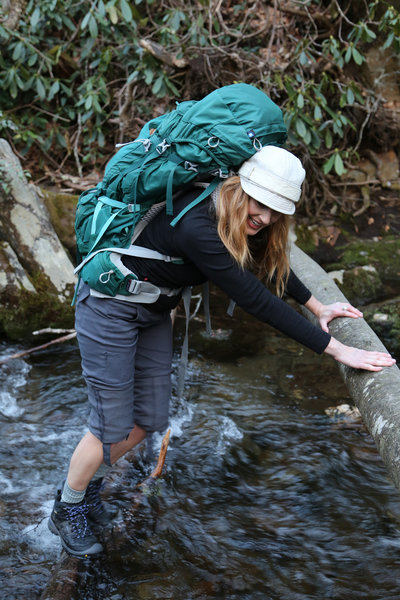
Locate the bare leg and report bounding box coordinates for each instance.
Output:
[110,424,146,464]
[66,425,147,491]
[67,431,104,490]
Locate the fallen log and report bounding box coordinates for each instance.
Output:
[290,243,400,491]
[40,429,171,600]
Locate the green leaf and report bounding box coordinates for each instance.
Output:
[97,130,105,146]
[322,154,335,174]
[332,120,343,136]
[309,128,321,150]
[36,77,46,100]
[56,132,68,148]
[120,0,133,22]
[383,31,394,49]
[297,94,304,109]
[346,87,355,105]
[314,105,322,120]
[93,96,102,112]
[98,0,106,17]
[28,53,38,67]
[303,127,311,145]
[152,74,164,95]
[81,11,91,30]
[363,25,376,41]
[334,152,346,175]
[15,73,25,90]
[12,42,24,62]
[127,70,139,83]
[9,79,18,99]
[107,4,119,24]
[165,77,180,96]
[89,15,98,37]
[351,46,364,65]
[344,45,352,63]
[0,24,10,40]
[299,51,308,65]
[144,68,154,85]
[325,129,333,149]
[295,118,307,138]
[48,80,60,100]
[31,7,41,29]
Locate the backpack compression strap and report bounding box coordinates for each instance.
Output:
[74,244,184,276]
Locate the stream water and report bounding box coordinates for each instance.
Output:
[1,306,400,600]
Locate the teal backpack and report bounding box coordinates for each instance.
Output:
[74,83,287,300]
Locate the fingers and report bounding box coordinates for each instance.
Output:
[359,364,383,372]
[354,351,396,370]
[338,303,363,318]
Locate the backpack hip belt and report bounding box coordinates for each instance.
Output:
[74,244,184,303]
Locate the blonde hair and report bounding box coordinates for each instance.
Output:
[216,176,291,297]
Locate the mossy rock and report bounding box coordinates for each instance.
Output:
[330,265,384,306]
[364,298,400,360]
[0,273,75,340]
[329,237,400,286]
[40,188,78,261]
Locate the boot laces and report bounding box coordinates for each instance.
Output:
[86,480,105,514]
[65,503,92,538]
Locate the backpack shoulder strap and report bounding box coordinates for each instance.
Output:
[170,178,220,227]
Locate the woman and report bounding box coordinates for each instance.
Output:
[48,146,395,557]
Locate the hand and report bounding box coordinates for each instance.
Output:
[316,301,364,333]
[325,338,396,371]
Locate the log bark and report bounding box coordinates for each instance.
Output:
[290,243,400,491]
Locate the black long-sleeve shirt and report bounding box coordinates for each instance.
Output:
[122,189,331,354]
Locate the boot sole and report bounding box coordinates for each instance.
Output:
[48,516,103,557]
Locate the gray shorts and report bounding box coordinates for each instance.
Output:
[75,283,172,453]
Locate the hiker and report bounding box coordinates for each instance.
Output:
[48,145,395,557]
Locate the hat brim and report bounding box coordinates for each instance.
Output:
[240,177,296,215]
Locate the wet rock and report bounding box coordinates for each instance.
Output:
[0,241,36,294]
[0,139,76,338]
[39,188,78,261]
[363,296,400,359]
[328,237,400,290]
[328,264,384,306]
[325,403,362,421]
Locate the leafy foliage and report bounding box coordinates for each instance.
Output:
[0,0,399,213]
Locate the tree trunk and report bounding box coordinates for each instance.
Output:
[290,243,400,492]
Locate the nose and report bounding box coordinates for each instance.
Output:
[258,207,272,226]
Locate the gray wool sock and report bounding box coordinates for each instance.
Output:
[61,480,86,504]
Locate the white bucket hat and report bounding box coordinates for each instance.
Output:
[238,146,305,215]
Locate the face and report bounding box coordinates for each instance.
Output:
[246,198,282,235]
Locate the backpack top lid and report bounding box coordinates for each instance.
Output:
[175,83,287,164]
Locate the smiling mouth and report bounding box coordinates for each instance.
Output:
[248,217,263,229]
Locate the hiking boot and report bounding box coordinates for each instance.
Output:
[85,477,117,528]
[48,491,103,557]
